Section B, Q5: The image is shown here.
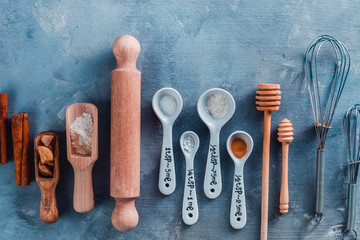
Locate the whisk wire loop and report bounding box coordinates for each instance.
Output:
[305,35,350,148]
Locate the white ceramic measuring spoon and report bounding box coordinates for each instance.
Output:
[180,131,200,225]
[152,88,183,195]
[197,88,235,199]
[226,131,253,229]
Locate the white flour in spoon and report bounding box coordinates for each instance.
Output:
[70,112,93,155]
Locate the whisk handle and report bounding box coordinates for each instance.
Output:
[315,148,325,220]
[346,184,357,231]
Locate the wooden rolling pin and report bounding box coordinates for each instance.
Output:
[256,84,281,240]
[110,35,141,232]
[277,118,294,214]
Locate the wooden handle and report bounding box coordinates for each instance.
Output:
[39,182,59,223]
[279,143,289,214]
[110,35,141,232]
[0,93,8,164]
[73,166,94,213]
[261,111,271,240]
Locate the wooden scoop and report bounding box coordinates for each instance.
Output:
[34,131,59,223]
[66,103,98,213]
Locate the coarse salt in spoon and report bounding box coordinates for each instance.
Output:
[180,131,200,225]
[66,103,98,213]
[226,131,253,229]
[152,88,183,195]
[197,88,235,199]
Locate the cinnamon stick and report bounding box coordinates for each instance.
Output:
[0,93,8,164]
[11,113,30,185]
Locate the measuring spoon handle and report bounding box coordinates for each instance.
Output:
[204,129,222,199]
[159,124,176,195]
[182,157,198,225]
[230,162,246,229]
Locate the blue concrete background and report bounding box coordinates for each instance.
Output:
[0,0,360,239]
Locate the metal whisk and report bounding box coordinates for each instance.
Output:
[343,105,360,239]
[304,35,350,222]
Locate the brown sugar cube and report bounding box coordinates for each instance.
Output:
[38,162,53,177]
[41,135,54,147]
[38,146,54,164]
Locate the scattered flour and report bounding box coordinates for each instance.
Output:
[33,0,67,33]
[70,112,93,155]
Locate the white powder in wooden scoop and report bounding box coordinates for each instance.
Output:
[70,112,93,155]
[206,94,230,119]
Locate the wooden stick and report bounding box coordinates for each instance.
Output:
[110,35,141,232]
[0,93,8,164]
[261,111,271,240]
[277,118,294,214]
[11,113,30,186]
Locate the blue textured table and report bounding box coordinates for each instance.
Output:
[1,0,360,239]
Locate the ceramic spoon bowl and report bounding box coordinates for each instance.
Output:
[197,88,235,199]
[152,88,183,195]
[180,131,200,225]
[226,131,253,229]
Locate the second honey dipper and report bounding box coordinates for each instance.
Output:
[277,118,293,214]
[110,35,141,232]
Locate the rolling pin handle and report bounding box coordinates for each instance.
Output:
[111,198,139,232]
[113,35,140,70]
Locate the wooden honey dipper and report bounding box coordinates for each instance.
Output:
[277,118,293,214]
[255,84,281,240]
[110,35,141,232]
